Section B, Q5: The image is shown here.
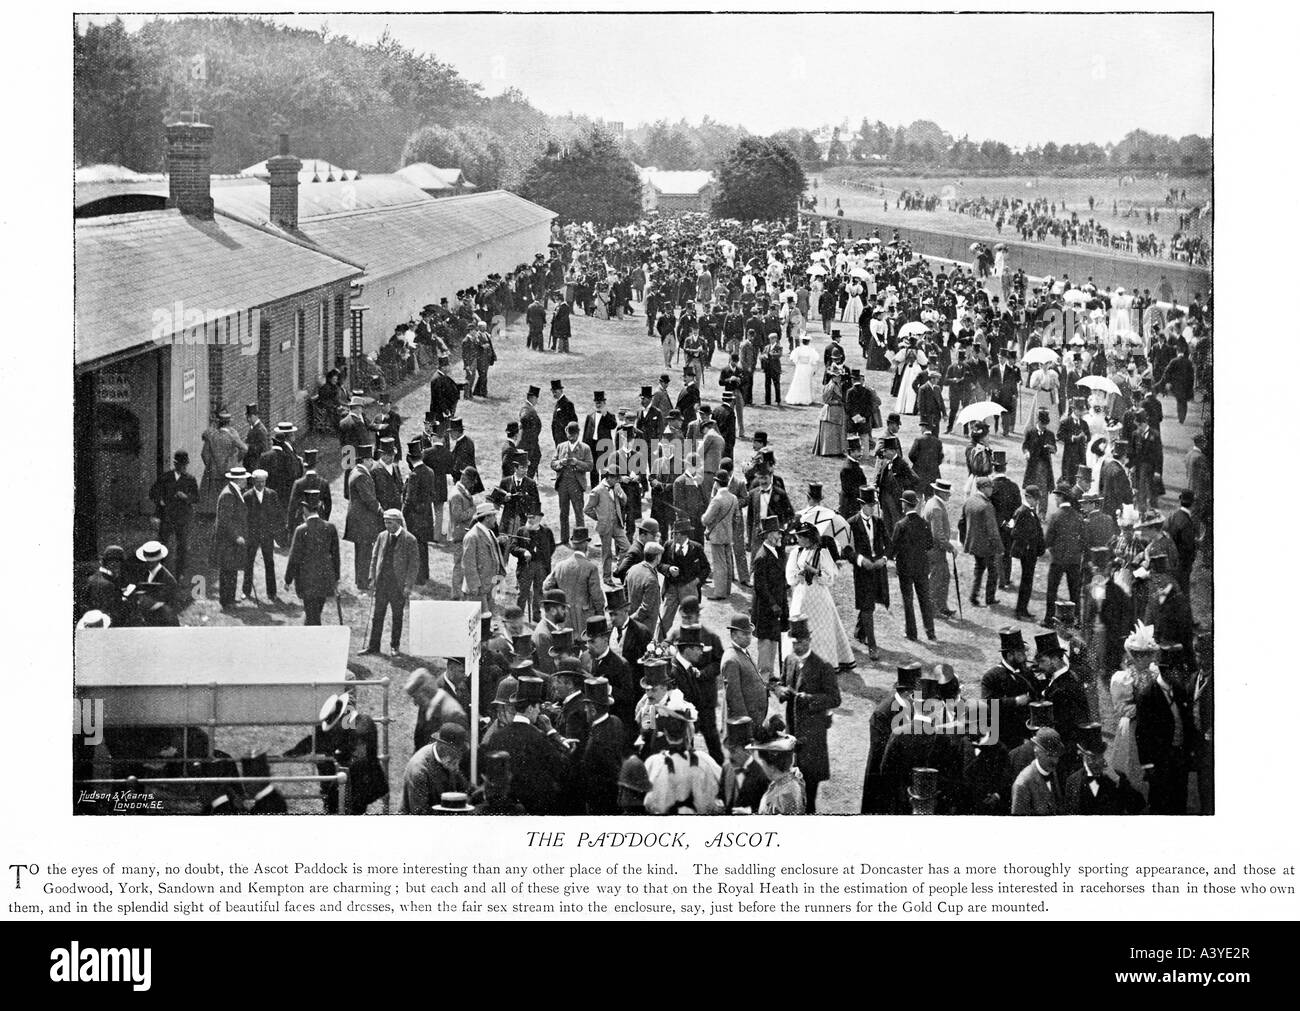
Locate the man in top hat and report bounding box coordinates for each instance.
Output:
[980,627,1037,750]
[285,488,339,625]
[676,367,701,428]
[890,489,937,641]
[915,370,946,436]
[517,384,544,478]
[549,379,578,450]
[371,437,403,513]
[526,293,548,351]
[582,390,617,469]
[149,449,199,574]
[649,374,674,428]
[846,488,890,659]
[242,469,283,600]
[1022,408,1058,519]
[943,350,971,433]
[744,513,787,677]
[551,420,593,546]
[429,355,460,423]
[1134,645,1201,815]
[834,437,867,519]
[550,296,573,353]
[1034,630,1089,774]
[543,526,604,633]
[400,441,437,584]
[585,616,637,737]
[845,369,880,444]
[1163,490,1200,596]
[243,403,270,472]
[488,675,571,814]
[361,509,419,656]
[774,614,842,813]
[462,497,510,620]
[211,465,250,608]
[447,418,481,494]
[1058,396,1092,486]
[374,393,403,452]
[1098,437,1133,518]
[990,349,1021,436]
[1010,727,1064,815]
[508,507,555,623]
[199,409,247,515]
[635,384,665,448]
[660,519,709,637]
[344,444,382,591]
[987,450,1020,589]
[287,448,331,531]
[875,435,917,535]
[1061,723,1145,814]
[861,662,921,813]
[1043,482,1085,627]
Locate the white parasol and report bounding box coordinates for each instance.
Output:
[798,505,852,553]
[899,321,930,338]
[807,264,828,276]
[865,250,880,260]
[850,266,869,279]
[1023,346,1060,365]
[603,236,619,245]
[1075,375,1121,396]
[1062,289,1088,305]
[955,401,1008,427]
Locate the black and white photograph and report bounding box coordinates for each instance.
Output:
[68,9,1218,819]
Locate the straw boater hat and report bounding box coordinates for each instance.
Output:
[136,540,168,564]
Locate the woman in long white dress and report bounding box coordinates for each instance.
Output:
[840,280,864,322]
[891,345,928,415]
[1109,623,1159,800]
[785,525,855,668]
[786,337,818,405]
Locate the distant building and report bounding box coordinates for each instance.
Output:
[395,162,478,197]
[636,167,717,214]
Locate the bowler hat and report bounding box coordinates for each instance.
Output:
[727,613,753,634]
[542,588,568,607]
[1031,727,1064,757]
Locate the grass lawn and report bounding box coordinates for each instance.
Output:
[164,295,1208,814]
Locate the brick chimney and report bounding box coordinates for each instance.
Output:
[267,133,302,231]
[165,120,215,220]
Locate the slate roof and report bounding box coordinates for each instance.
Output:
[75,209,361,367]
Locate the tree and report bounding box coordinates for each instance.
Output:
[74,18,167,169]
[641,119,697,169]
[517,128,642,226]
[826,127,847,166]
[402,123,508,188]
[797,131,822,167]
[713,136,806,221]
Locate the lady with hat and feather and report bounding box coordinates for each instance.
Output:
[643,694,722,814]
[785,522,855,670]
[1109,621,1158,801]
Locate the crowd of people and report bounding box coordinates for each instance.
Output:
[77,209,1213,817]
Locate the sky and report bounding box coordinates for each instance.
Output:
[83,11,1212,147]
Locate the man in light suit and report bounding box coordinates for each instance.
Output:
[584,466,630,580]
[242,468,283,600]
[462,499,509,620]
[447,467,477,599]
[211,466,250,609]
[552,421,594,545]
[1010,727,1064,815]
[721,613,768,728]
[623,541,664,630]
[700,471,739,599]
[543,527,604,633]
[361,510,419,656]
[697,416,726,486]
[922,479,958,619]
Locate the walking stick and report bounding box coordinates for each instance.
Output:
[952,554,963,620]
[335,593,344,626]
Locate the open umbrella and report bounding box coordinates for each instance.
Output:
[1076,375,1121,396]
[1023,346,1060,365]
[798,505,852,554]
[782,232,795,239]
[1068,335,1086,346]
[603,236,619,246]
[777,238,791,247]
[995,242,1007,251]
[865,250,880,261]
[649,233,662,241]
[868,237,882,244]
[806,264,828,276]
[850,266,869,279]
[899,321,930,338]
[751,224,767,233]
[1062,289,1088,305]
[955,401,1008,427]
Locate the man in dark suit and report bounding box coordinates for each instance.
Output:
[749,516,788,680]
[429,356,460,421]
[371,439,404,512]
[1036,631,1090,775]
[1164,490,1199,595]
[875,436,917,535]
[908,422,944,499]
[847,489,891,660]
[211,467,250,609]
[675,369,701,428]
[579,677,626,814]
[402,441,439,585]
[1010,486,1046,619]
[242,469,282,599]
[915,371,946,435]
[284,490,339,625]
[988,451,1021,589]
[258,422,302,523]
[344,445,382,591]
[243,403,270,472]
[550,380,578,449]
[838,438,868,517]
[890,490,936,641]
[487,675,571,814]
[660,520,710,637]
[775,614,842,813]
[1136,663,1200,815]
[606,584,652,673]
[149,449,199,574]
[519,386,544,477]
[980,627,1037,750]
[550,299,573,353]
[861,663,920,813]
[1061,723,1146,814]
[82,545,127,625]
[287,448,331,530]
[746,467,794,557]
[586,616,637,739]
[448,419,482,494]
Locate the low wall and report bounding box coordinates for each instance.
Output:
[800,211,1211,304]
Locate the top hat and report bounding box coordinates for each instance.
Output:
[676,625,712,652]
[300,448,319,466]
[527,384,541,398]
[907,767,940,802]
[585,615,611,639]
[510,675,548,706]
[548,628,581,655]
[759,514,782,534]
[1054,601,1078,628]
[551,379,564,391]
[857,487,878,506]
[603,584,629,612]
[582,677,613,707]
[992,449,1007,468]
[999,627,1026,653]
[1034,631,1065,659]
[480,750,512,781]
[725,716,754,748]
[510,633,534,658]
[1026,700,1055,730]
[895,662,923,691]
[1077,722,1106,755]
